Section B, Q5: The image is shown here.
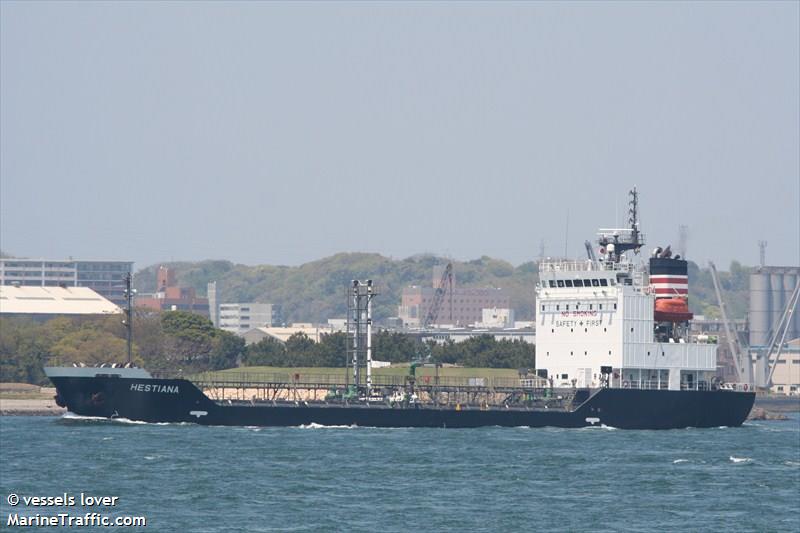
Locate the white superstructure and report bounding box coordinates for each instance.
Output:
[536,258,715,391]
[535,190,716,392]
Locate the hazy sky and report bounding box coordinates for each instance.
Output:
[2,2,798,270]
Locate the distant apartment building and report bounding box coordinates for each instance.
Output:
[0,259,133,306]
[135,266,209,317]
[218,303,277,334]
[399,267,510,327]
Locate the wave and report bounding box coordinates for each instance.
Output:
[673,459,689,464]
[729,456,753,464]
[784,461,800,467]
[298,422,358,429]
[60,412,180,426]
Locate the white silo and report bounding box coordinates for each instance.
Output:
[749,272,771,348]
[770,272,785,337]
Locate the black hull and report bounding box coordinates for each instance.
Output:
[49,376,755,430]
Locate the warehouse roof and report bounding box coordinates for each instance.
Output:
[0,286,121,315]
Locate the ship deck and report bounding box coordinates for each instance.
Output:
[168,371,578,411]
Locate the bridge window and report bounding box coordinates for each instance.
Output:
[592,279,600,287]
[549,280,556,288]
[584,279,592,286]
[557,280,565,287]
[600,279,608,286]
[565,280,573,287]
[574,279,583,287]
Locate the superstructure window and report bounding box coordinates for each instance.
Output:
[584,279,592,286]
[557,280,565,287]
[600,279,608,286]
[565,280,573,287]
[574,280,583,287]
[592,279,600,287]
[549,280,556,288]
[541,305,545,311]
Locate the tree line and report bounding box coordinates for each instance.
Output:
[243,330,534,369]
[1,312,535,385]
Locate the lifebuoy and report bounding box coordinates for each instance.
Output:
[622,381,629,389]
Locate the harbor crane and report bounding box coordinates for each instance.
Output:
[709,262,751,384]
[764,279,800,387]
[422,263,453,328]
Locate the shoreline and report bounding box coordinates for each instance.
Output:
[0,398,66,417]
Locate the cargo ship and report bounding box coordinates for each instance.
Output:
[45,189,755,429]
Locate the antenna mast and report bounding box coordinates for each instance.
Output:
[123,272,134,364]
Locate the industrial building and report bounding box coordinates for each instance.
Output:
[243,323,336,345]
[748,266,800,394]
[415,326,535,345]
[749,266,800,347]
[398,266,510,327]
[0,285,120,319]
[135,266,209,317]
[0,259,133,306]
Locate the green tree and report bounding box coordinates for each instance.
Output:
[209,331,245,370]
[312,332,348,366]
[244,336,287,366]
[49,329,132,366]
[285,332,315,365]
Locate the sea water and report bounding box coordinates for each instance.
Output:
[1,415,798,532]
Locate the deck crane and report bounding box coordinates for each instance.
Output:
[422,263,453,328]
